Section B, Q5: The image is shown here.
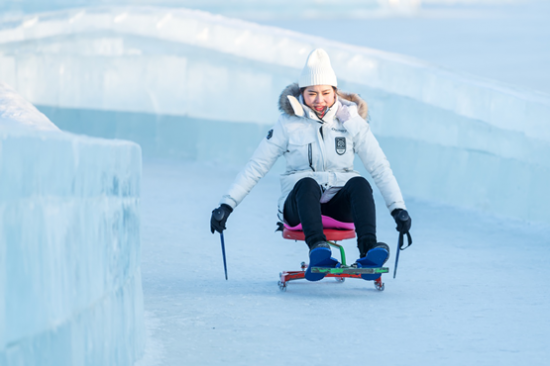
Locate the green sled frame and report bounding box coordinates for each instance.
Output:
[278,233,388,292]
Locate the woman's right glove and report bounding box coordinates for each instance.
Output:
[391,209,412,234]
[210,204,233,234]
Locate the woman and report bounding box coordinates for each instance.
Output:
[210,48,412,281]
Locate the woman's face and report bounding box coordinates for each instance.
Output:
[302,85,336,113]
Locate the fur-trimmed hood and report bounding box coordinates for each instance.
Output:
[278,83,368,120]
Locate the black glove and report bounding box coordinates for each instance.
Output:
[391,209,412,234]
[210,204,233,234]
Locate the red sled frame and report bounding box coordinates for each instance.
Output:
[278,228,388,292]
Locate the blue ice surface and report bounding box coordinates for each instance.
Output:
[0,2,548,365]
[0,85,144,365]
[136,158,550,366]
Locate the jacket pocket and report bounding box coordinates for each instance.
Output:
[287,134,317,172]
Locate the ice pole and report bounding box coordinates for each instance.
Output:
[394,210,412,279]
[213,208,229,280]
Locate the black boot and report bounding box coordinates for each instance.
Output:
[357,237,378,258]
[308,241,330,253]
[355,242,390,281]
[305,241,339,282]
[369,242,390,265]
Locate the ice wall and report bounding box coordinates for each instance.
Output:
[0,7,549,225]
[0,0,419,19]
[0,82,144,366]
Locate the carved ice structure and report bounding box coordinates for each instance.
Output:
[0,6,548,226]
[0,82,143,365]
[0,0,421,19]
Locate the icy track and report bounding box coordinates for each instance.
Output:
[138,159,550,366]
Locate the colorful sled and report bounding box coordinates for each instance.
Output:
[278,218,388,291]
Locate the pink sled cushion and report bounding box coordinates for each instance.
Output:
[284,215,355,231]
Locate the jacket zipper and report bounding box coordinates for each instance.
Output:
[308,143,314,171]
[318,126,326,171]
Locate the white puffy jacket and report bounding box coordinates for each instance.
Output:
[220,84,406,221]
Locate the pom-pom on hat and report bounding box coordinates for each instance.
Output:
[298,48,338,88]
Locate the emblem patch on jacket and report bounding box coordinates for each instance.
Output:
[335,137,346,155]
[266,129,273,140]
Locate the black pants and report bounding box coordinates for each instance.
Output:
[283,177,377,251]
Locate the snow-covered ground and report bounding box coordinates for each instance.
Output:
[138,159,549,365]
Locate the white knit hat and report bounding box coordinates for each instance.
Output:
[298,48,338,88]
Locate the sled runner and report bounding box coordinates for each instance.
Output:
[277,217,388,292]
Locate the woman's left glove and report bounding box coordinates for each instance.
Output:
[391,209,412,234]
[210,204,233,234]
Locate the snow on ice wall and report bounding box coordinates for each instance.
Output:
[0,7,549,225]
[0,0,420,19]
[0,82,144,366]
